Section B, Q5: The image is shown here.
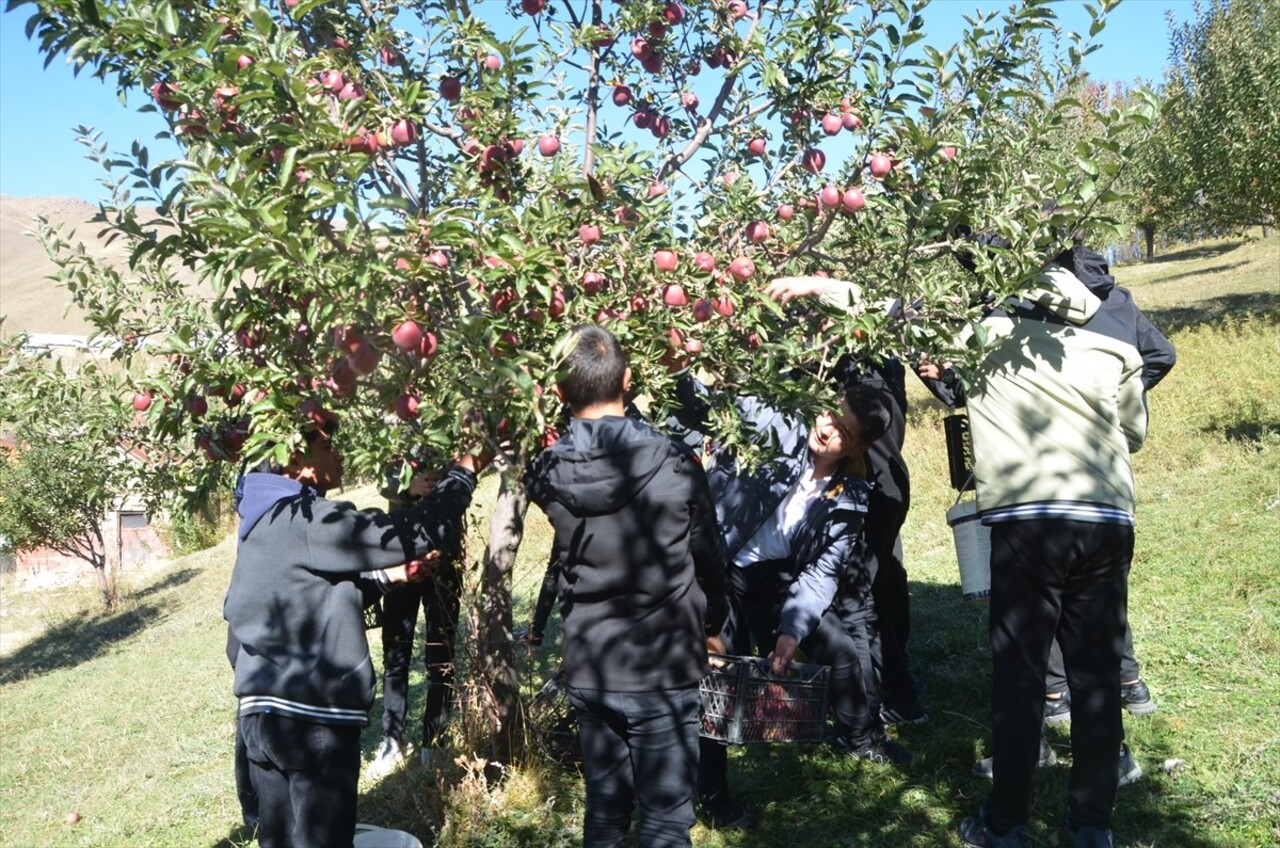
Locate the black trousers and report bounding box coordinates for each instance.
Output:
[380,562,462,747]
[865,495,917,708]
[239,712,363,848]
[986,519,1132,834]
[1046,615,1141,692]
[567,686,701,848]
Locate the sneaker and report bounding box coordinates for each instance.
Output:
[881,700,930,727]
[1121,680,1157,715]
[698,790,756,830]
[419,746,434,769]
[1044,691,1072,727]
[971,736,1058,780]
[1117,743,1143,787]
[1067,823,1115,847]
[367,736,406,777]
[959,811,1031,847]
[838,735,916,767]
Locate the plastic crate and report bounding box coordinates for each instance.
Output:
[699,654,830,745]
[526,675,581,765]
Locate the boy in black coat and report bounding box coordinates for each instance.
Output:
[524,325,729,848]
[225,415,484,848]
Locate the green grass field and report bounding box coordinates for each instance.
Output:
[2,235,1277,847]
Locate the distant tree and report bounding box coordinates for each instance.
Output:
[1161,0,1280,233]
[0,339,134,610]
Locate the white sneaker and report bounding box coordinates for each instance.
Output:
[366,736,406,778]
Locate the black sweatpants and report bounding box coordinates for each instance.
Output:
[986,518,1132,834]
[380,561,462,748]
[864,494,917,708]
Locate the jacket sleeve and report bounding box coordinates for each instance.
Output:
[686,455,730,636]
[529,552,561,642]
[1134,308,1176,390]
[1117,354,1149,453]
[305,465,477,575]
[777,505,862,642]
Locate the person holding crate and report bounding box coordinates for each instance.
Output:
[674,357,911,828]
[524,324,729,848]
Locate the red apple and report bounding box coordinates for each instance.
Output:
[664,2,686,24]
[418,331,439,359]
[539,425,560,449]
[633,110,653,129]
[821,113,843,135]
[395,392,420,421]
[236,54,254,71]
[654,250,679,273]
[580,224,602,244]
[868,152,892,179]
[581,271,607,294]
[631,37,653,61]
[777,203,795,221]
[549,288,567,318]
[713,296,735,317]
[942,145,957,160]
[521,0,545,14]
[379,45,401,64]
[651,115,672,138]
[648,21,668,39]
[483,53,502,70]
[692,298,714,322]
[537,134,560,156]
[693,252,716,273]
[682,91,699,110]
[684,337,703,354]
[728,0,748,19]
[389,119,418,146]
[662,283,688,306]
[187,395,208,418]
[802,147,826,173]
[301,397,327,426]
[842,111,862,130]
[439,76,462,101]
[640,53,663,74]
[425,250,449,268]
[348,341,381,376]
[728,257,756,280]
[819,184,841,208]
[629,292,649,313]
[151,81,180,111]
[841,188,865,213]
[747,137,767,156]
[489,287,517,313]
[331,37,350,50]
[648,182,668,197]
[66,811,81,825]
[319,69,345,93]
[226,384,247,407]
[744,220,770,243]
[392,320,424,351]
[337,82,364,101]
[612,85,632,106]
[132,391,153,412]
[723,170,741,188]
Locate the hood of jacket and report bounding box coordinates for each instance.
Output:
[236,472,307,540]
[1054,245,1116,298]
[534,415,671,516]
[1004,264,1101,327]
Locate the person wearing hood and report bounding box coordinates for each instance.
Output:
[224,413,486,848]
[1037,243,1175,724]
[909,258,1146,848]
[523,324,729,848]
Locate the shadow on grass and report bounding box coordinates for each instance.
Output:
[0,567,199,686]
[209,822,256,848]
[1210,420,1280,447]
[1143,292,1280,335]
[1140,261,1253,287]
[1143,241,1246,265]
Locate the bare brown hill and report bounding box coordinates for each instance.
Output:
[0,195,121,337]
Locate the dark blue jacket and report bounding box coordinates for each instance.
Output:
[673,377,871,641]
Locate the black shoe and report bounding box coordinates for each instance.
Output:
[971,736,1057,779]
[837,734,915,767]
[1122,680,1157,715]
[1117,743,1143,787]
[1044,691,1072,727]
[959,811,1031,847]
[698,790,756,830]
[881,700,930,727]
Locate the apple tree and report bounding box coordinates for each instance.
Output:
[6,0,1155,759]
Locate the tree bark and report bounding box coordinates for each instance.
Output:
[1143,224,1155,260]
[474,468,527,765]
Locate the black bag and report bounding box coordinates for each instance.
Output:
[944,412,976,492]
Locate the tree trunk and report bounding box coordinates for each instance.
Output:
[1143,224,1155,260]
[474,467,527,766]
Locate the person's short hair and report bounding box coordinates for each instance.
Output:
[843,383,891,446]
[558,324,627,410]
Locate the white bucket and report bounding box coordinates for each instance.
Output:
[946,500,991,603]
[353,824,424,848]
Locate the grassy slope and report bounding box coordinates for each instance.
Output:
[0,236,1276,848]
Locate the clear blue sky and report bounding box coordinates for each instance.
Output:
[0,0,1194,201]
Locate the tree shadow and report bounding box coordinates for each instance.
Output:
[0,566,199,685]
[1142,292,1280,335]
[1139,261,1252,287]
[1141,241,1246,265]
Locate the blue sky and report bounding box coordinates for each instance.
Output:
[0,0,1194,201]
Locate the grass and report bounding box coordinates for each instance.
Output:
[1,234,1277,847]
